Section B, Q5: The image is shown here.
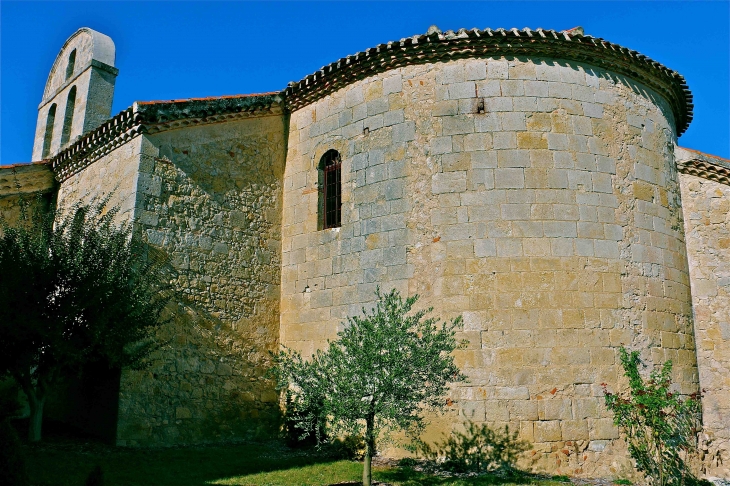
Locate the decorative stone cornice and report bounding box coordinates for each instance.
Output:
[48,27,696,184]
[676,147,730,186]
[0,162,55,198]
[284,27,693,136]
[51,93,284,182]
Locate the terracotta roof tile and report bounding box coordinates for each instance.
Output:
[0,160,52,170]
[676,146,730,186]
[137,92,281,105]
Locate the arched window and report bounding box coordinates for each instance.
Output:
[60,86,77,147]
[319,149,342,229]
[65,49,76,80]
[42,104,57,159]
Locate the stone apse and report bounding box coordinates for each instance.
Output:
[1,26,728,478]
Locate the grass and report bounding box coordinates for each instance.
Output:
[17,422,569,486]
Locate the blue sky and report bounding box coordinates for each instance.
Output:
[1,1,728,164]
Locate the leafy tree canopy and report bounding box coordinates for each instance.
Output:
[0,195,172,441]
[273,288,466,486]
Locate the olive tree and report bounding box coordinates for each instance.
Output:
[0,196,171,441]
[273,288,466,486]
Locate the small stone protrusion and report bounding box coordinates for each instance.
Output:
[426,24,441,35]
[564,26,585,36]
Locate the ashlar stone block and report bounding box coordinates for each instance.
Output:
[432,172,467,194]
[534,420,562,442]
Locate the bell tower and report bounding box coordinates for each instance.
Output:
[31,28,118,161]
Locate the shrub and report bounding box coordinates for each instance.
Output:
[85,465,104,486]
[416,421,530,474]
[0,378,23,420]
[0,419,29,486]
[282,389,326,447]
[602,347,709,486]
[325,435,366,461]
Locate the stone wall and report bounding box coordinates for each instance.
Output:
[0,162,55,231]
[680,168,730,478]
[115,115,286,445]
[281,57,698,477]
[56,135,141,223]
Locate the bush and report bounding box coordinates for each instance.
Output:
[281,389,326,448]
[325,435,366,461]
[0,378,23,420]
[416,421,530,474]
[85,465,104,486]
[0,418,29,486]
[602,347,709,486]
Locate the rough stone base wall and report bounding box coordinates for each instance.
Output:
[680,173,730,478]
[116,118,285,445]
[0,162,55,232]
[56,136,141,222]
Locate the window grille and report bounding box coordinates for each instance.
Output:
[321,150,342,229]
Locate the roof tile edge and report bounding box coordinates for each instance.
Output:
[676,147,730,186]
[51,93,285,183]
[283,26,692,137]
[46,26,696,182]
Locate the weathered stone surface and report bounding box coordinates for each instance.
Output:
[0,162,55,233]
[281,57,699,478]
[32,28,117,161]
[680,172,730,478]
[9,25,729,481]
[53,115,286,446]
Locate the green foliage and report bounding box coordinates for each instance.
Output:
[0,419,29,486]
[85,465,104,486]
[0,378,23,420]
[613,480,633,485]
[281,386,327,447]
[415,422,530,474]
[0,195,173,440]
[602,348,706,486]
[325,435,366,461]
[272,288,466,485]
[550,476,571,483]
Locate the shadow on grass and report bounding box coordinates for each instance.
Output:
[18,421,572,486]
[375,467,570,486]
[18,420,354,486]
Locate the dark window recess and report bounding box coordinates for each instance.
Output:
[60,86,77,147]
[65,49,76,80]
[321,149,342,229]
[42,104,57,158]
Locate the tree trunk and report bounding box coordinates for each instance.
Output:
[27,388,45,442]
[363,444,372,486]
[363,415,375,486]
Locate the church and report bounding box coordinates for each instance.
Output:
[0,25,728,477]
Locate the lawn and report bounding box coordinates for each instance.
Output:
[20,429,571,486]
